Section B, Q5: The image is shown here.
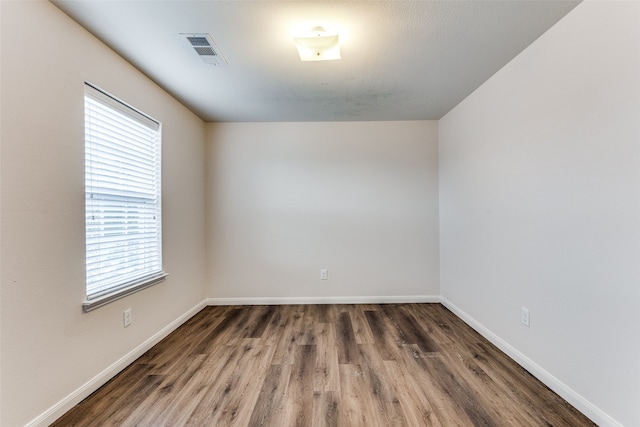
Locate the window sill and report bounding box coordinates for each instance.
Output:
[83,272,168,312]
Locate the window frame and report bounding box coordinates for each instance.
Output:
[82,82,166,312]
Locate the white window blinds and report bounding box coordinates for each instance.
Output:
[84,83,165,309]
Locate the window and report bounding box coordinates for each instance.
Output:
[83,83,166,311]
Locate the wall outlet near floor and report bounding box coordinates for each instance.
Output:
[124,308,132,327]
[320,269,328,280]
[521,307,530,327]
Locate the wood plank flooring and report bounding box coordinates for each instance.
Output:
[52,304,595,426]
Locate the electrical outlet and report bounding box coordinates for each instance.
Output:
[320,269,328,280]
[124,308,132,327]
[521,307,530,327]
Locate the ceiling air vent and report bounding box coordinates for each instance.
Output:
[181,33,228,66]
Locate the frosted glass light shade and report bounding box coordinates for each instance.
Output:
[293,27,341,61]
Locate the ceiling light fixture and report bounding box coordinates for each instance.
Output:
[293,26,341,61]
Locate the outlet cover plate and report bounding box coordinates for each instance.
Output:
[124,308,132,327]
[521,307,530,327]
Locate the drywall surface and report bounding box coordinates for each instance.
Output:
[0,2,207,425]
[206,121,439,301]
[439,2,640,426]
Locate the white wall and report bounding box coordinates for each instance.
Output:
[0,2,207,426]
[206,121,439,302]
[439,2,640,426]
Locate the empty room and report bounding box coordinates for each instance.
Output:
[1,0,638,426]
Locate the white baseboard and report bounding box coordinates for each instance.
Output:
[440,297,622,427]
[27,299,207,427]
[206,295,441,306]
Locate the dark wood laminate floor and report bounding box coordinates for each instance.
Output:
[52,304,595,426]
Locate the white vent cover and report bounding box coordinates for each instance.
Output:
[181,33,227,66]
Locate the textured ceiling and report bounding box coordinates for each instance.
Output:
[52,1,580,122]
